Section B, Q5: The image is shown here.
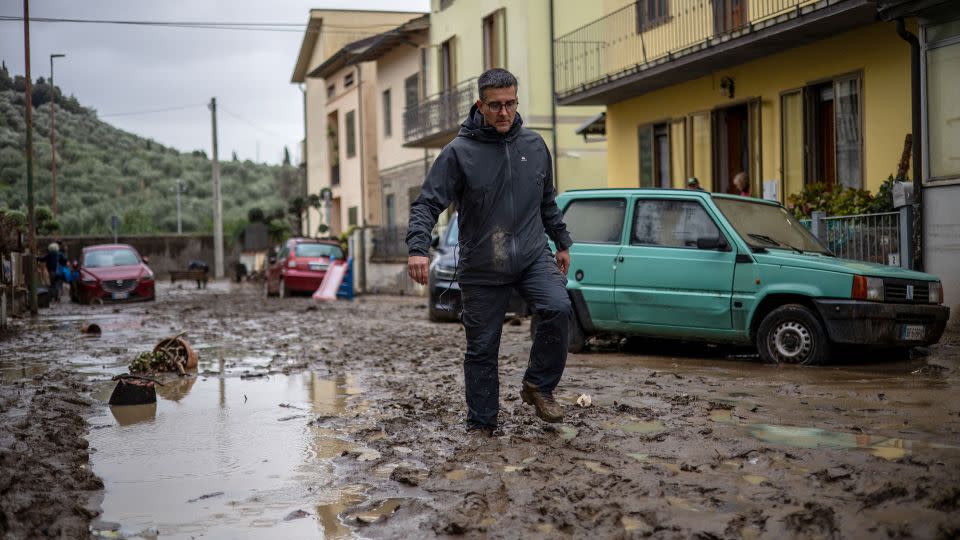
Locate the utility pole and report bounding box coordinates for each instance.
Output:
[23,0,38,315]
[209,97,224,279]
[172,179,185,234]
[49,53,65,217]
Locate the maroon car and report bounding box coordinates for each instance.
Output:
[73,244,155,304]
[265,238,344,298]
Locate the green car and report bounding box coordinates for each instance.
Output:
[550,189,949,365]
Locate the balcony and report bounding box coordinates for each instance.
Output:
[554,0,876,105]
[403,77,477,148]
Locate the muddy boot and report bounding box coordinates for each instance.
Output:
[520,381,564,423]
[466,423,496,437]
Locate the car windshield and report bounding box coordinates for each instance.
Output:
[713,198,830,254]
[84,248,140,268]
[294,243,343,259]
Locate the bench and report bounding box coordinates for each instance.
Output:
[169,269,209,289]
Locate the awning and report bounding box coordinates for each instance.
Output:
[574,112,606,138]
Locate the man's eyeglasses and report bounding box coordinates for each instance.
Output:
[484,100,518,113]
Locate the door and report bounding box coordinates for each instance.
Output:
[562,197,628,325]
[615,197,736,329]
[712,103,749,194]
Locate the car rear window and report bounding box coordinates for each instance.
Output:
[84,248,140,268]
[562,198,626,244]
[294,243,343,259]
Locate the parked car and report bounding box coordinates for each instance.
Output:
[538,189,948,364]
[428,213,525,322]
[264,238,344,298]
[73,244,155,304]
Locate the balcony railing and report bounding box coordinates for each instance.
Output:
[554,0,834,100]
[403,77,477,147]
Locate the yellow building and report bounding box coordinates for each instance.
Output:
[556,0,914,200]
[403,0,610,193]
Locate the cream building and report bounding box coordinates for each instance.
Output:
[291,9,423,235]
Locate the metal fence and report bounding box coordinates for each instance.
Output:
[370,226,408,262]
[801,211,902,266]
[554,0,825,99]
[403,77,477,145]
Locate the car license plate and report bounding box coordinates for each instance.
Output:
[112,292,129,300]
[901,324,925,341]
[308,263,325,271]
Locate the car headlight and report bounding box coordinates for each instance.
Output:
[288,260,297,268]
[80,278,96,285]
[434,265,457,280]
[852,275,883,301]
[929,281,943,304]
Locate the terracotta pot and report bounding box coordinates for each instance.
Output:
[152,335,199,370]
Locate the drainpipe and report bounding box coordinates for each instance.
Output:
[895,18,923,271]
[299,83,310,236]
[355,64,367,292]
[548,0,560,192]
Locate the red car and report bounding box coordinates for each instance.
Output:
[265,238,344,298]
[73,244,155,304]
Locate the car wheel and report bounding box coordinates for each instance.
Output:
[530,311,587,353]
[279,279,288,299]
[757,304,830,365]
[428,298,443,322]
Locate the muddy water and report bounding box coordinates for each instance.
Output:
[87,372,378,538]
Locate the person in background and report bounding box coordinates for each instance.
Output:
[37,242,67,303]
[733,172,750,197]
[686,177,704,191]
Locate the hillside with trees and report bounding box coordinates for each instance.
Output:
[0,62,305,238]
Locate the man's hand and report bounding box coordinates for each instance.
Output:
[408,255,430,285]
[555,249,570,275]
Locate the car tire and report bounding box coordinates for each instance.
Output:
[279,279,288,299]
[530,311,587,353]
[428,298,444,322]
[757,304,830,365]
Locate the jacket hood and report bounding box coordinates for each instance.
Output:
[459,103,524,142]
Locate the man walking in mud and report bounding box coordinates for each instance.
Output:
[407,68,573,434]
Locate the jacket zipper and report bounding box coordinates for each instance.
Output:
[505,141,518,276]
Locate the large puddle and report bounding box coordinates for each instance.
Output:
[87,372,382,538]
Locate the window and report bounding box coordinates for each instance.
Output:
[636,0,670,32]
[344,72,354,88]
[639,123,670,188]
[348,206,358,226]
[384,194,396,227]
[327,111,340,185]
[382,89,392,138]
[781,90,804,196]
[562,198,627,244]
[804,73,862,189]
[345,110,356,158]
[631,200,721,248]
[482,9,507,69]
[404,73,420,110]
[327,84,335,98]
[440,38,456,92]
[925,19,960,180]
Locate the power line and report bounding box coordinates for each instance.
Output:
[0,15,407,34]
[219,106,295,143]
[99,103,205,118]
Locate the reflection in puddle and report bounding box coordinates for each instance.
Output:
[747,423,957,460]
[345,498,404,524]
[89,372,367,537]
[445,469,467,481]
[316,484,366,540]
[607,419,667,435]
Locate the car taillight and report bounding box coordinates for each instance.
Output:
[851,275,883,301]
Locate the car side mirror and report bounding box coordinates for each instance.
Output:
[696,236,728,250]
[430,235,440,250]
[142,256,150,264]
[268,256,277,264]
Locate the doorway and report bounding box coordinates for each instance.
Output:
[806,82,837,185]
[713,103,749,194]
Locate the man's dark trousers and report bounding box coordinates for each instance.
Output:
[459,251,571,427]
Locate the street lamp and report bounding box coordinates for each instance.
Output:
[49,53,65,218]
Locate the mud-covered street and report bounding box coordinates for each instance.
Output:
[2,283,959,539]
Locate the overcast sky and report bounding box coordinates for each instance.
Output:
[1,0,428,164]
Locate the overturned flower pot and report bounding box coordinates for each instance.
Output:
[109,375,159,406]
[152,335,198,370]
[128,333,199,374]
